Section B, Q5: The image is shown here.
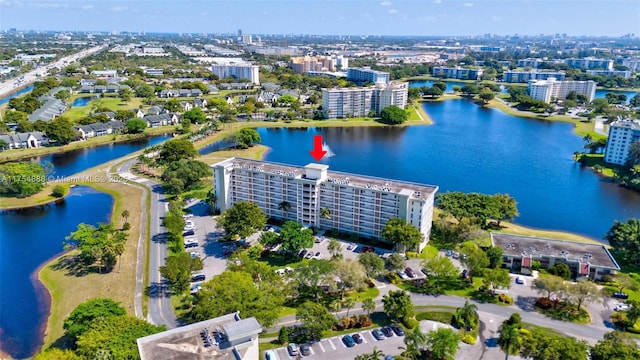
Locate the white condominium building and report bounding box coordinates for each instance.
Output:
[586,70,633,79]
[211,61,260,85]
[565,58,614,70]
[527,78,596,103]
[321,82,408,119]
[503,70,566,83]
[621,59,640,72]
[604,119,640,165]
[432,66,483,80]
[347,67,390,84]
[212,158,438,251]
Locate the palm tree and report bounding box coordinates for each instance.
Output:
[404,326,428,352]
[206,189,217,213]
[121,210,130,223]
[328,239,342,258]
[329,300,342,317]
[343,298,356,318]
[369,347,385,360]
[320,207,331,219]
[455,301,479,332]
[398,343,421,360]
[497,323,521,360]
[362,298,376,319]
[278,201,291,220]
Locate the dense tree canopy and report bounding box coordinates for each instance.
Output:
[605,218,640,266]
[0,161,47,197]
[160,252,204,292]
[161,159,210,194]
[358,251,385,278]
[421,256,459,288]
[125,118,147,133]
[520,328,588,360]
[380,105,409,125]
[427,328,460,360]
[296,301,336,340]
[294,259,335,301]
[63,298,126,342]
[591,331,640,360]
[183,107,206,124]
[436,192,519,228]
[279,220,314,254]
[381,217,423,251]
[159,138,198,163]
[382,290,413,320]
[46,116,76,145]
[217,201,266,239]
[64,223,127,273]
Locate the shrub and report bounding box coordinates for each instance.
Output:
[535,297,554,309]
[386,272,402,284]
[401,316,419,329]
[122,222,131,231]
[52,185,65,198]
[278,326,290,345]
[460,333,476,345]
[498,294,514,304]
[357,314,372,327]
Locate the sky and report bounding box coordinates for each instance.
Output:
[1,0,639,37]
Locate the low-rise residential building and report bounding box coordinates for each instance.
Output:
[527,78,596,103]
[218,82,253,90]
[586,70,633,79]
[491,233,620,280]
[565,58,614,70]
[143,68,164,76]
[432,66,483,80]
[517,58,546,68]
[604,119,640,165]
[27,96,67,122]
[158,89,203,98]
[137,312,262,360]
[212,158,438,251]
[503,70,566,83]
[90,69,118,77]
[79,84,130,94]
[143,113,179,127]
[621,59,640,72]
[347,67,390,84]
[0,132,49,149]
[322,82,408,119]
[74,121,125,139]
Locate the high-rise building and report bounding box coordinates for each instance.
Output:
[565,58,614,70]
[237,29,242,36]
[241,34,252,44]
[347,67,390,84]
[527,78,596,103]
[604,119,640,165]
[503,70,566,83]
[211,158,438,251]
[431,66,483,80]
[621,59,640,72]
[321,82,408,119]
[211,60,260,85]
[289,55,342,73]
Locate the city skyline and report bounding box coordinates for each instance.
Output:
[1,0,639,37]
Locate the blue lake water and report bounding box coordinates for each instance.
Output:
[71,96,96,107]
[256,99,640,240]
[0,186,113,359]
[0,85,34,106]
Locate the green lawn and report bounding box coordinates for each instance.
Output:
[577,154,619,177]
[65,95,144,121]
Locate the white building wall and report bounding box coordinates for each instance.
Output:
[604,120,640,165]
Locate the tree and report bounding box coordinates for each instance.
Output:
[183,107,206,124]
[320,207,331,220]
[32,348,83,360]
[159,138,198,163]
[46,116,76,145]
[161,159,210,194]
[259,231,280,247]
[362,298,376,319]
[478,88,495,104]
[626,141,640,167]
[115,110,135,121]
[277,200,292,219]
[358,251,385,278]
[294,259,335,300]
[296,301,335,340]
[485,246,504,268]
[164,98,181,112]
[421,256,458,288]
[591,331,640,360]
[64,223,127,273]
[342,298,357,318]
[380,105,409,125]
[118,88,133,103]
[605,219,640,266]
[437,192,501,227]
[548,262,572,279]
[385,253,406,272]
[381,218,423,252]
[160,252,204,292]
[483,268,511,295]
[63,298,126,342]
[0,161,47,197]
[217,201,266,240]
[459,242,490,278]
[189,270,284,327]
[382,290,413,320]
[75,315,165,359]
[591,98,609,114]
[630,94,640,107]
[455,301,479,332]
[54,89,70,102]
[498,323,521,360]
[493,194,519,226]
[531,275,566,300]
[235,128,261,149]
[327,239,342,258]
[333,259,367,300]
[125,119,147,134]
[427,327,460,359]
[625,300,640,328]
[520,328,588,360]
[121,210,130,223]
[279,220,314,254]
[460,84,480,97]
[0,139,8,151]
[404,326,428,353]
[566,280,600,311]
[205,189,218,213]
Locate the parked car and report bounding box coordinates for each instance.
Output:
[192,273,205,282]
[421,268,429,276]
[452,251,460,259]
[265,350,277,360]
[372,328,385,340]
[405,267,416,278]
[299,343,311,356]
[314,251,321,259]
[391,324,405,336]
[189,252,200,259]
[183,229,195,236]
[614,304,630,312]
[515,277,524,284]
[347,243,356,250]
[445,249,453,257]
[185,242,198,249]
[352,333,363,344]
[342,335,356,347]
[613,292,629,299]
[287,343,298,356]
[305,252,314,259]
[382,326,394,337]
[299,249,308,258]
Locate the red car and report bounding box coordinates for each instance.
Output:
[405,267,416,278]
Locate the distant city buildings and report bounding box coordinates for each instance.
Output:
[621,59,640,72]
[211,158,438,251]
[143,68,164,76]
[503,70,566,83]
[586,70,633,79]
[210,58,260,85]
[322,82,408,119]
[565,58,614,70]
[517,58,546,68]
[288,55,348,74]
[346,67,389,84]
[604,119,640,165]
[90,69,118,77]
[527,78,596,103]
[432,66,483,80]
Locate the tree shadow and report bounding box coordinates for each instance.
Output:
[49,254,89,277]
[515,295,537,312]
[145,280,171,299]
[48,334,74,350]
[152,232,168,244]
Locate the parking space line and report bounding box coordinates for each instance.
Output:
[317,341,325,352]
[359,333,368,344]
[335,337,346,348]
[327,338,336,350]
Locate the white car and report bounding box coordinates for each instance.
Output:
[347,243,356,250]
[614,304,630,312]
[189,252,200,259]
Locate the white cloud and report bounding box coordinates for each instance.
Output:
[111,6,128,12]
[31,2,68,8]
[433,0,442,3]
[492,15,502,21]
[380,1,392,6]
[464,2,473,6]
[388,8,398,14]
[81,4,94,10]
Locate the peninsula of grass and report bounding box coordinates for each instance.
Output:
[0,183,70,209]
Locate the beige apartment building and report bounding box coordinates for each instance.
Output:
[211,158,438,251]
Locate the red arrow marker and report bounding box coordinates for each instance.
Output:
[309,135,327,161]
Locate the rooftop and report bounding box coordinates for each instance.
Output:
[217,158,438,200]
[490,233,620,270]
[610,119,640,130]
[137,313,262,360]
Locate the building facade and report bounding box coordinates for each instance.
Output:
[517,58,545,68]
[586,70,633,79]
[347,67,390,84]
[565,58,614,70]
[211,64,260,85]
[432,66,483,80]
[527,78,596,103]
[604,119,640,165]
[503,70,566,83]
[321,82,408,119]
[289,55,348,74]
[212,158,438,251]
